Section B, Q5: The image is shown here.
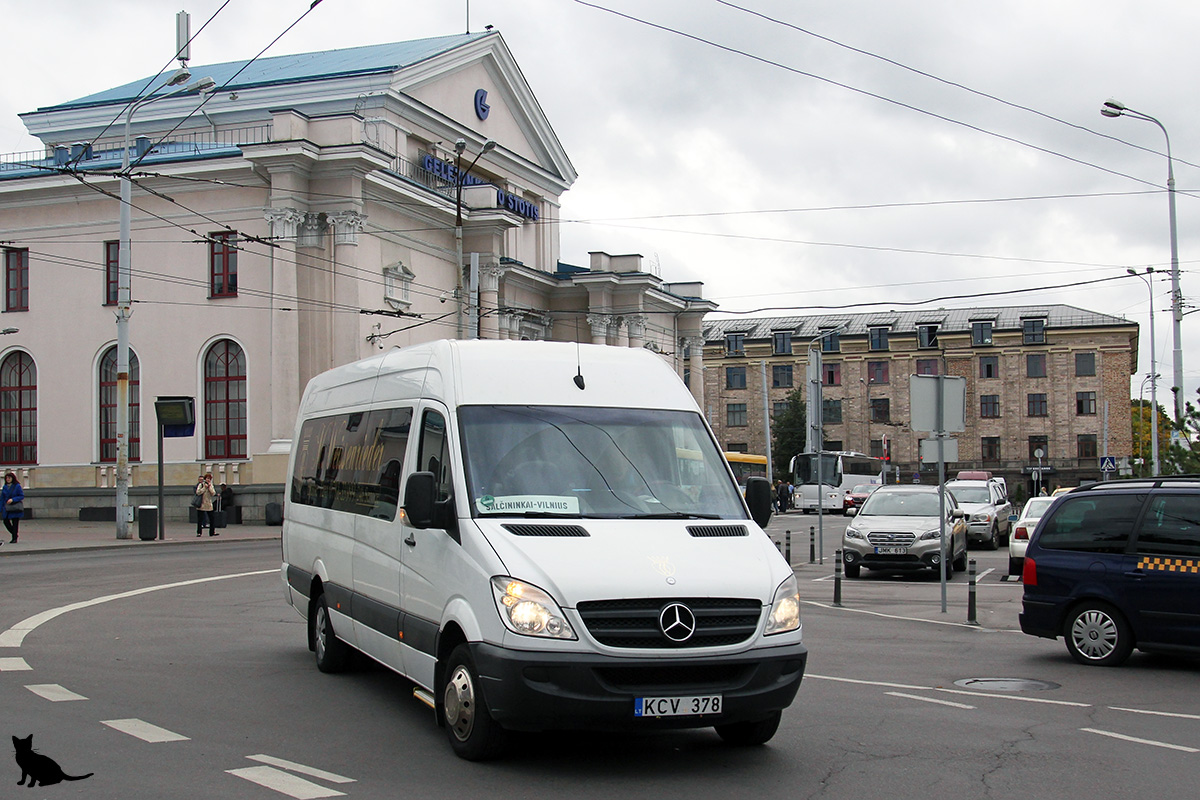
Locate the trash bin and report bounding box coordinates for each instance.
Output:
[138,506,158,541]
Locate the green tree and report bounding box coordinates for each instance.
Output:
[1162,390,1200,474]
[771,388,807,481]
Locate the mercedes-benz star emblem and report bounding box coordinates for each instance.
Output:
[659,603,696,642]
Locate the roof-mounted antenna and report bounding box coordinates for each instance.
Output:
[573,342,586,390]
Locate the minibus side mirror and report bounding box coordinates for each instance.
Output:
[403,472,437,529]
[745,476,773,529]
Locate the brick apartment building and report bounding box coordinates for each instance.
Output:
[702,305,1138,499]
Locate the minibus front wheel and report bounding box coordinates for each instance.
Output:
[442,644,506,760]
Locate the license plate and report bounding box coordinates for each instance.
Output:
[874,546,907,555]
[634,695,723,717]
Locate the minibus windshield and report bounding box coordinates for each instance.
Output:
[459,405,747,519]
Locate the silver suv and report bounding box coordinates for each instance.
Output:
[944,479,1012,549]
[842,485,969,578]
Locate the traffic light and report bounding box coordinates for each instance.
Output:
[883,440,891,462]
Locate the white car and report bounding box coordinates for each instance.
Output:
[1007,495,1056,575]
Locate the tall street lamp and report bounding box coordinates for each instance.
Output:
[806,321,848,564]
[1102,99,1183,424]
[114,68,214,538]
[453,137,496,339]
[1128,267,1159,475]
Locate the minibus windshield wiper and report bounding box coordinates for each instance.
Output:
[619,512,723,520]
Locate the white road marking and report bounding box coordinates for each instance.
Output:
[25,683,87,701]
[1110,706,1200,721]
[975,567,996,581]
[1081,727,1199,753]
[0,569,276,648]
[247,754,355,784]
[802,600,1001,629]
[808,673,1092,708]
[0,656,30,670]
[227,766,346,799]
[101,718,190,743]
[887,691,976,709]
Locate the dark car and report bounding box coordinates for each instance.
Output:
[842,483,879,513]
[1019,477,1200,666]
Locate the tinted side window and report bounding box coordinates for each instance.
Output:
[1136,494,1200,558]
[1036,494,1144,553]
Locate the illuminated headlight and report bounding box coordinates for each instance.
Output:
[765,574,801,636]
[490,577,576,639]
[919,528,945,541]
[845,527,865,540]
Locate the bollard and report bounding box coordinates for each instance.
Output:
[809,526,816,564]
[785,529,792,565]
[833,548,843,607]
[967,559,980,625]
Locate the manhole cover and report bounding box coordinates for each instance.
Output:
[953,678,1060,692]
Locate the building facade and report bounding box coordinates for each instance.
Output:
[703,306,1137,498]
[0,32,713,517]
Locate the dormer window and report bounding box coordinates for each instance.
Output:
[1023,318,1046,344]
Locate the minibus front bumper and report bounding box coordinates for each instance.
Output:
[469,640,808,732]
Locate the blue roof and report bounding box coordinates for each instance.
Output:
[41,33,492,112]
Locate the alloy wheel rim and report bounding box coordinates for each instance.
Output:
[444,665,476,742]
[1071,610,1118,660]
[315,606,328,660]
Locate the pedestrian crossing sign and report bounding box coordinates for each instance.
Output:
[1100,456,1117,472]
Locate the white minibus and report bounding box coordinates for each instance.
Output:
[281,340,806,759]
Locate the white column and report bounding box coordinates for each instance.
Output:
[264,207,304,453]
[479,262,503,339]
[587,313,611,345]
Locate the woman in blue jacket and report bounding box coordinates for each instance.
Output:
[1,471,23,543]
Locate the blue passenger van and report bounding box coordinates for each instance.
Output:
[1019,478,1200,666]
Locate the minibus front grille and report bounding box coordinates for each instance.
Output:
[686,525,748,537]
[592,663,752,691]
[576,598,762,648]
[501,524,590,537]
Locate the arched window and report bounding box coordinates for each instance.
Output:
[0,351,36,464]
[204,339,246,459]
[99,346,140,462]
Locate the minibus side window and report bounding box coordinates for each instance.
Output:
[418,410,452,504]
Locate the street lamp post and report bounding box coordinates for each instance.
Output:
[806,321,848,565]
[1102,99,1183,424]
[114,70,214,538]
[453,138,496,340]
[1138,373,1160,476]
[1128,268,1160,476]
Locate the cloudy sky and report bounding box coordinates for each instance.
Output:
[1,0,1196,409]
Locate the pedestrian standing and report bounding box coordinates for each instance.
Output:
[195,473,218,537]
[1,471,23,544]
[776,480,788,513]
[786,481,795,511]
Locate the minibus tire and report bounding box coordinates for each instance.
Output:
[442,644,506,760]
[715,710,782,746]
[312,593,350,673]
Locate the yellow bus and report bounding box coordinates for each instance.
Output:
[725,452,768,492]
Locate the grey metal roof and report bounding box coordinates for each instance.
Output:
[702,305,1134,342]
[40,33,492,112]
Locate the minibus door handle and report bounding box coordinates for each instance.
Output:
[404,533,417,547]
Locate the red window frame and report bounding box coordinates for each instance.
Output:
[209,233,238,298]
[0,351,36,464]
[99,346,140,462]
[204,340,247,459]
[104,241,119,306]
[5,248,28,312]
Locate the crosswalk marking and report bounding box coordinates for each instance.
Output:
[247,754,355,784]
[227,766,346,799]
[25,683,87,701]
[101,718,189,743]
[0,656,30,670]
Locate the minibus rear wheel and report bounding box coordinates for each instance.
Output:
[715,710,782,746]
[312,593,350,673]
[442,644,506,760]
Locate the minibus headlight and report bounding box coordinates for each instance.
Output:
[765,574,801,636]
[490,577,576,640]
